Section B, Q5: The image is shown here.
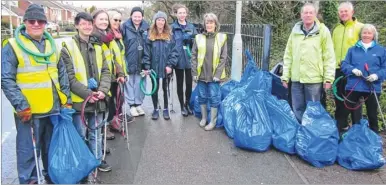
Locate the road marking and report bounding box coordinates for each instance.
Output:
[2,132,11,144]
[284,154,309,184]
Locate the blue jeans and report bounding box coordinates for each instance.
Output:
[15,116,53,184]
[291,82,323,122]
[197,81,221,108]
[73,113,103,161]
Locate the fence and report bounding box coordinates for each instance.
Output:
[220,24,272,76]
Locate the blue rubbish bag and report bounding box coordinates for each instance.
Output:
[295,102,339,168]
[190,87,224,127]
[48,108,101,184]
[337,119,385,170]
[234,92,273,152]
[223,88,248,138]
[220,80,238,100]
[266,95,299,154]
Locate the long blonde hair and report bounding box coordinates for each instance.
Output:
[149,20,172,41]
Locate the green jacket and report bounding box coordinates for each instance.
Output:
[282,21,336,84]
[332,18,363,68]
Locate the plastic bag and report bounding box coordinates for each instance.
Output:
[337,119,385,170]
[220,80,238,100]
[49,108,100,184]
[266,95,299,154]
[223,88,248,138]
[234,92,273,152]
[295,102,339,168]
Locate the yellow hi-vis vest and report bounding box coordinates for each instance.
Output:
[195,33,227,79]
[102,43,114,74]
[62,39,104,103]
[7,34,68,114]
[109,39,127,75]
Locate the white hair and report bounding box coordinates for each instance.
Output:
[361,24,378,42]
[338,2,354,11]
[203,13,220,32]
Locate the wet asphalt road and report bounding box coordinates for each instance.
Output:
[3,78,385,184]
[1,37,386,183]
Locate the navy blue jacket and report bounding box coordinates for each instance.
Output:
[121,19,150,74]
[143,34,179,79]
[171,21,197,69]
[1,29,71,117]
[341,41,386,93]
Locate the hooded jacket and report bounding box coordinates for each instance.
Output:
[121,19,149,74]
[282,21,336,84]
[1,29,71,117]
[332,18,363,68]
[61,35,111,113]
[341,41,386,93]
[171,21,198,69]
[142,31,179,78]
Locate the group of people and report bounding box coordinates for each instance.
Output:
[282,2,386,134]
[1,3,227,184]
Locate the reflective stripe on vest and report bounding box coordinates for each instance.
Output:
[102,43,114,74]
[195,33,227,79]
[62,39,104,103]
[110,39,127,75]
[7,35,68,114]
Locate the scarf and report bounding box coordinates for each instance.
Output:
[93,27,114,44]
[112,28,122,39]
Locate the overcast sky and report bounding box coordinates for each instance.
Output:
[67,1,143,8]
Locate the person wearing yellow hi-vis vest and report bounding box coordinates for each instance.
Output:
[91,9,126,141]
[60,12,112,178]
[191,13,228,131]
[1,4,72,184]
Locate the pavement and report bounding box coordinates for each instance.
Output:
[2,74,386,184]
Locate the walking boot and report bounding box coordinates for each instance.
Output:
[205,107,218,131]
[199,105,207,127]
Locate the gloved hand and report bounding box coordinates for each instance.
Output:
[17,108,32,122]
[213,77,220,82]
[352,68,363,77]
[366,74,378,82]
[193,76,198,82]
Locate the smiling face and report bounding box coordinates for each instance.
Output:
[205,20,216,33]
[131,11,143,27]
[24,19,46,40]
[338,4,354,23]
[110,13,122,30]
[76,18,93,37]
[156,18,165,31]
[176,7,187,22]
[301,5,316,26]
[94,12,109,30]
[361,28,374,44]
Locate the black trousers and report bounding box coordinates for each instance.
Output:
[107,82,122,122]
[151,77,170,109]
[340,90,380,133]
[334,69,362,131]
[175,68,192,108]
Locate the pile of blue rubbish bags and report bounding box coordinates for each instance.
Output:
[190,51,385,170]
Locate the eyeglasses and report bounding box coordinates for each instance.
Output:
[26,20,46,26]
[114,19,121,23]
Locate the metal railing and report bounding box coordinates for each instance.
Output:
[220,24,272,76]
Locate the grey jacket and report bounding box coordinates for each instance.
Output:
[1,29,71,117]
[191,32,228,82]
[61,35,111,113]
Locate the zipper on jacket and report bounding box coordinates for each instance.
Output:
[339,25,347,63]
